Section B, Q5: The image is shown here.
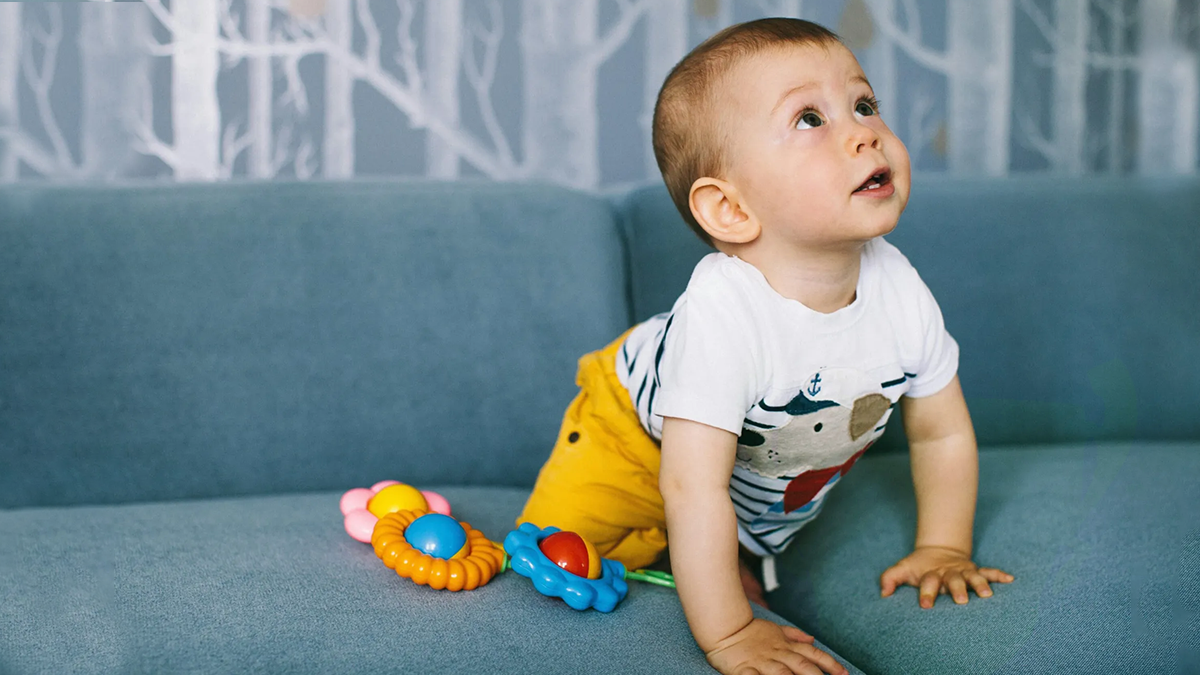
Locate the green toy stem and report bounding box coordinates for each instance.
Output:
[626,569,677,589]
[491,539,672,588]
[489,541,510,573]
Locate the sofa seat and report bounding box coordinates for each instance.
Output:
[0,486,862,675]
[771,442,1200,675]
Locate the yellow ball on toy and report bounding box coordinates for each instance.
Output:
[367,483,428,517]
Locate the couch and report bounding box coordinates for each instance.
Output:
[2,176,1197,675]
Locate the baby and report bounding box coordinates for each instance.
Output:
[519,18,1013,675]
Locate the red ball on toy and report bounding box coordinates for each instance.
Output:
[538,531,602,580]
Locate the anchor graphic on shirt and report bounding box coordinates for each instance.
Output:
[807,373,822,397]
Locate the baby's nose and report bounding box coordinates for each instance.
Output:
[848,122,883,154]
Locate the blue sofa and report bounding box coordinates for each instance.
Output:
[2,177,1197,674]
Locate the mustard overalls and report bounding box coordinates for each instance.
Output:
[518,329,668,570]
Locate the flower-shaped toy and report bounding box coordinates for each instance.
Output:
[372,509,507,591]
[504,523,630,612]
[339,480,452,543]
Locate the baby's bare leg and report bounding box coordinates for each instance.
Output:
[738,546,769,609]
[657,545,768,608]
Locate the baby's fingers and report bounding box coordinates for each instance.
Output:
[978,567,1015,584]
[918,572,942,609]
[780,625,816,644]
[947,573,970,604]
[788,643,850,675]
[765,654,822,675]
[879,564,915,597]
[967,572,994,598]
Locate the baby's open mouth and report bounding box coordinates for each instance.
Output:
[853,169,891,193]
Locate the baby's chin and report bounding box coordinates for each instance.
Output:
[853,199,906,238]
[871,215,901,238]
[771,217,900,246]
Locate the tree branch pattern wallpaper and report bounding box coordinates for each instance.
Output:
[1,0,1197,186]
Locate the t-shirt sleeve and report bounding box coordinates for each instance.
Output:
[905,274,960,398]
[652,275,759,435]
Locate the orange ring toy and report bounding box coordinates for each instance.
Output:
[371,509,508,591]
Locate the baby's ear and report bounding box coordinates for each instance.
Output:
[689,177,760,245]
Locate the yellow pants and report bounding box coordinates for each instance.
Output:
[517,330,668,570]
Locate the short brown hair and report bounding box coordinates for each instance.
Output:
[651,18,843,247]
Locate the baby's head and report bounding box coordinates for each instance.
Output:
[653,18,910,253]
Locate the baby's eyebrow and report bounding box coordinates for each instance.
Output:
[771,74,875,115]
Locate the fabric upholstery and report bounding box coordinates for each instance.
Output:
[768,442,1200,675]
[0,486,862,675]
[3,177,1198,675]
[0,181,630,508]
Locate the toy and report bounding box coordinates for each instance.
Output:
[538,531,601,579]
[339,480,452,543]
[404,513,468,559]
[372,509,507,591]
[339,488,675,604]
[503,523,676,612]
[367,483,428,516]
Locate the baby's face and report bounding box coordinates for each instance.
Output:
[721,42,911,249]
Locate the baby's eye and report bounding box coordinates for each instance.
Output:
[855,98,879,117]
[795,110,824,129]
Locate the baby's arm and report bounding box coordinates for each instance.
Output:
[660,417,847,675]
[879,375,1014,607]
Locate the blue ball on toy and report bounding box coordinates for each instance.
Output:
[403,513,468,560]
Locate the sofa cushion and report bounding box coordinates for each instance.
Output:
[0,486,862,675]
[0,181,631,508]
[614,177,1200,451]
[768,442,1200,674]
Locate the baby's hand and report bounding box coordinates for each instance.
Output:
[880,545,1014,609]
[704,618,848,675]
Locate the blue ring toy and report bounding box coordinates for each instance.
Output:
[503,523,629,612]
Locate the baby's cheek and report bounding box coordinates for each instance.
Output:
[886,135,913,182]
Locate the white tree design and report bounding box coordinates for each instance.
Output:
[1,3,151,181]
[1014,0,1199,174]
[641,0,688,177]
[947,0,1014,174]
[80,3,152,179]
[0,3,21,181]
[1136,0,1198,173]
[867,0,1015,174]
[141,0,317,180]
[425,0,464,179]
[1097,0,1132,172]
[520,0,650,188]
[6,5,80,178]
[322,0,353,178]
[169,0,220,179]
[264,0,512,179]
[0,0,1194,184]
[1014,0,1090,173]
[246,0,273,178]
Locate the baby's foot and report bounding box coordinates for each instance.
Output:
[739,556,769,609]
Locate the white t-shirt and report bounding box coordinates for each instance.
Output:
[615,237,959,556]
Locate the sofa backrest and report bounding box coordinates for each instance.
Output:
[0,180,631,508]
[615,176,1200,451]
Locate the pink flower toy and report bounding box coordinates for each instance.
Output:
[339,480,452,543]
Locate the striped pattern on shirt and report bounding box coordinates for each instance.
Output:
[617,316,914,556]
